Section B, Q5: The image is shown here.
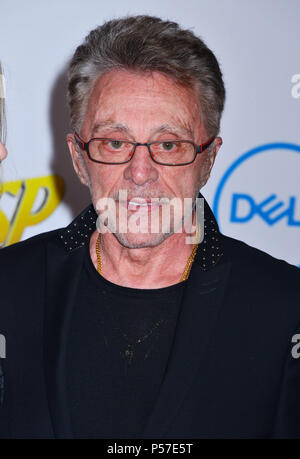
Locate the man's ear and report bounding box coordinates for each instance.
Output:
[208,136,222,172]
[205,137,223,179]
[66,133,90,187]
[200,136,223,188]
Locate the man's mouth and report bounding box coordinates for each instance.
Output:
[128,201,154,207]
[117,197,166,211]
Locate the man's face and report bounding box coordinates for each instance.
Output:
[67,70,222,248]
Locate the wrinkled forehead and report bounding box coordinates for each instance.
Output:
[81,69,204,138]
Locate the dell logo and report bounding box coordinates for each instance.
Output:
[230,194,300,226]
[213,143,300,267]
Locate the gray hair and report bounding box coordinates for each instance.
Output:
[67,15,225,137]
[0,62,6,146]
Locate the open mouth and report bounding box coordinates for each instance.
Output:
[128,201,156,207]
[117,200,161,211]
[131,203,158,212]
[116,196,167,210]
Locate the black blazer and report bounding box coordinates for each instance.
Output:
[0,199,300,439]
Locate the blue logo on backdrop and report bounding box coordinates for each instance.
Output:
[212,142,300,266]
[230,194,300,226]
[213,142,300,225]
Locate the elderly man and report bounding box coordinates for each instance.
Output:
[0,16,300,439]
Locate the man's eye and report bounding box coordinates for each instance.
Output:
[109,140,124,149]
[161,142,175,151]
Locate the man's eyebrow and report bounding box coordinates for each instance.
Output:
[150,123,194,139]
[91,122,133,137]
[91,122,194,139]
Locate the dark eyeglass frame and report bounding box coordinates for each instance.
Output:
[74,131,215,166]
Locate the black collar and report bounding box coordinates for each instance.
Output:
[58,194,223,271]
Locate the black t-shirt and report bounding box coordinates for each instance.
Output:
[66,244,186,438]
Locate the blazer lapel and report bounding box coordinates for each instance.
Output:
[44,238,85,438]
[142,258,232,438]
[44,205,97,438]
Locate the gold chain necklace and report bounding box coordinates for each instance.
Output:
[96,232,198,282]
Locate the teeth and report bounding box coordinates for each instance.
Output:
[129,201,151,206]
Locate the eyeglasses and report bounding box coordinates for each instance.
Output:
[74,132,215,166]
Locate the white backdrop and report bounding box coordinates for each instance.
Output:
[0,0,299,266]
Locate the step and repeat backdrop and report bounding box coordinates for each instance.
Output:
[0,0,299,266]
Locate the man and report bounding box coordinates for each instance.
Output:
[0,16,300,439]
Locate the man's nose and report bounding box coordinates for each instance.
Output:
[123,144,159,186]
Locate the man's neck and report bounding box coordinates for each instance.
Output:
[89,229,197,289]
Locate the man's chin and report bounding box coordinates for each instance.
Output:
[113,231,172,249]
